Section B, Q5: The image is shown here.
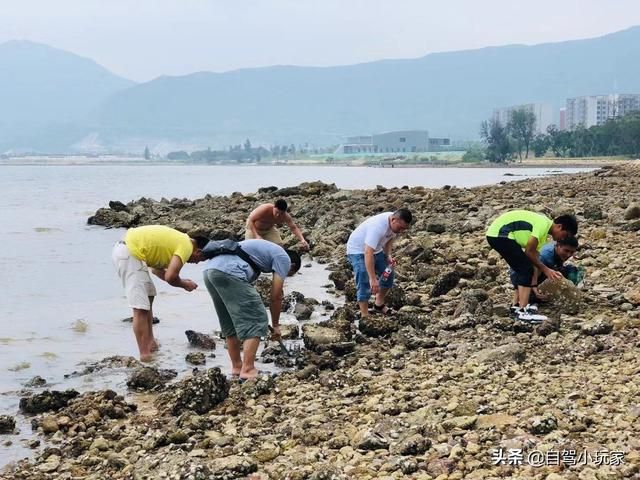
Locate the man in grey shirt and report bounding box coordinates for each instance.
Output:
[202,239,301,381]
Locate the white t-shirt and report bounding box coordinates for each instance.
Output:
[346,212,396,255]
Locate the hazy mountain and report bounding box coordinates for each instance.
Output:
[0,40,134,152]
[4,27,640,153]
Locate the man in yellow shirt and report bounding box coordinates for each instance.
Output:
[112,225,209,361]
[486,210,578,323]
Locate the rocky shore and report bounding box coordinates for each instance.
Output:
[4,163,640,479]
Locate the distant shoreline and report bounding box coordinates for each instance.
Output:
[0,157,630,169]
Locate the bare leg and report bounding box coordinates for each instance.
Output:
[239,337,261,379]
[132,308,153,362]
[148,296,158,352]
[226,336,243,376]
[358,301,369,318]
[512,290,519,306]
[374,287,390,309]
[518,286,532,309]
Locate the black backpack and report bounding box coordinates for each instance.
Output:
[201,239,267,275]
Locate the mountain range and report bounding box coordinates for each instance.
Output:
[2,26,640,153]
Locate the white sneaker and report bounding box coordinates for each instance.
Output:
[525,303,539,312]
[516,308,547,323]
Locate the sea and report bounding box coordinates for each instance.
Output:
[0,163,592,466]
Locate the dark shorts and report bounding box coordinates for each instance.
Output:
[347,252,394,301]
[486,236,533,287]
[203,269,268,341]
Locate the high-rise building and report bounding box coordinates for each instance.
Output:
[492,103,553,134]
[559,108,566,131]
[565,94,640,130]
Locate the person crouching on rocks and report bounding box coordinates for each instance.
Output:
[508,236,581,306]
[245,198,310,251]
[202,240,301,381]
[346,208,413,318]
[485,210,578,323]
[112,225,208,362]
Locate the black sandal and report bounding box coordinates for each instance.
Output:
[370,304,397,316]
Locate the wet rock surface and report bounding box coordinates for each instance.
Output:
[19,390,80,414]
[0,415,16,434]
[7,164,640,479]
[185,330,217,349]
[126,366,178,391]
[155,368,229,415]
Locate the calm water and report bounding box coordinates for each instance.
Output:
[0,164,590,466]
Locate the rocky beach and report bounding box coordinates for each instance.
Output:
[3,162,640,480]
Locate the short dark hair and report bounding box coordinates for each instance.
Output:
[192,236,210,250]
[558,236,579,249]
[285,249,302,274]
[274,199,288,212]
[393,208,413,224]
[554,214,578,235]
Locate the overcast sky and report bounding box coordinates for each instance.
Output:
[2,0,640,82]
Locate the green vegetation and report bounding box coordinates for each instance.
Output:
[480,110,640,162]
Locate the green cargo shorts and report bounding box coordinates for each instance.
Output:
[203,269,268,341]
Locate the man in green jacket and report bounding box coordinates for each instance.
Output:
[486,210,578,322]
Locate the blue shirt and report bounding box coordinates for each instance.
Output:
[202,239,291,283]
[539,242,562,270]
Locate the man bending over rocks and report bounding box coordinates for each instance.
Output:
[246,199,309,250]
[486,210,578,323]
[202,239,301,380]
[112,225,208,361]
[509,236,582,305]
[346,209,413,318]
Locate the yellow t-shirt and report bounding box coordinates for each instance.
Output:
[125,225,193,268]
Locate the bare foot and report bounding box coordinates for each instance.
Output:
[150,339,159,352]
[239,367,258,380]
[140,353,154,362]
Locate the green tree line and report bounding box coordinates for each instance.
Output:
[476,109,640,162]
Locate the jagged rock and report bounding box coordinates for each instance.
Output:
[355,429,389,450]
[392,433,431,455]
[64,355,142,378]
[359,315,399,337]
[426,222,446,234]
[185,330,217,349]
[293,302,313,320]
[24,376,47,387]
[472,344,526,365]
[208,455,258,479]
[581,318,613,336]
[624,203,640,220]
[302,324,354,355]
[19,390,79,414]
[126,367,177,390]
[431,271,461,297]
[155,368,229,415]
[0,415,16,434]
[529,414,558,434]
[108,200,128,212]
[185,352,207,365]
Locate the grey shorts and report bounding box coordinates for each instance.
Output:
[203,269,268,341]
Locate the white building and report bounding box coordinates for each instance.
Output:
[492,103,553,134]
[336,130,450,154]
[565,94,640,130]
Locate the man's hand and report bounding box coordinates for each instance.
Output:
[300,239,310,251]
[181,279,198,291]
[532,287,549,301]
[270,325,281,341]
[370,276,380,295]
[387,255,396,266]
[545,268,563,282]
